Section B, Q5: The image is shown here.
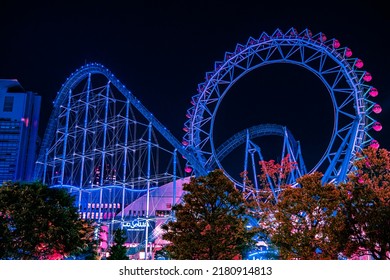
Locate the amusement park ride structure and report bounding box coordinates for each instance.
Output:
[34,28,382,258]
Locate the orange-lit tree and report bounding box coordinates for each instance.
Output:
[261,172,349,259]
[340,147,390,260]
[247,155,348,259]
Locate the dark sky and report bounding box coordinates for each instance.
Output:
[1,0,389,175]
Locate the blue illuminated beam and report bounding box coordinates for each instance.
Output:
[34,63,207,180]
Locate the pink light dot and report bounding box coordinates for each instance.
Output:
[355,59,364,68]
[345,48,353,57]
[369,87,378,97]
[373,122,382,132]
[363,72,372,82]
[372,104,382,114]
[333,39,340,48]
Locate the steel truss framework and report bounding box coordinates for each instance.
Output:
[183,27,381,187]
[34,64,203,254]
[210,124,307,201]
[34,27,382,256]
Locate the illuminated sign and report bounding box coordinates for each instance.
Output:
[115,219,156,243]
[123,219,147,231]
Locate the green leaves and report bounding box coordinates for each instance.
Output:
[107,228,128,260]
[0,181,95,259]
[162,169,258,260]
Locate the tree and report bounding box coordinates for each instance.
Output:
[246,155,348,260]
[0,181,95,259]
[161,169,258,260]
[107,228,128,260]
[154,246,171,260]
[258,172,348,259]
[73,222,101,260]
[247,154,298,205]
[340,146,390,260]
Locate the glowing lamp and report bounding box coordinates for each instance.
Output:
[182,140,189,146]
[184,166,192,173]
[186,113,191,119]
[333,39,340,48]
[355,59,364,68]
[21,117,29,127]
[369,87,378,97]
[344,48,353,57]
[373,122,382,131]
[358,177,364,184]
[183,127,189,132]
[372,104,382,114]
[370,140,380,149]
[363,72,372,82]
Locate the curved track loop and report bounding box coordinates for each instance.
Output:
[210,124,307,194]
[183,27,381,184]
[211,124,303,167]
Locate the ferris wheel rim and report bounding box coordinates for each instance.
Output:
[183,27,380,183]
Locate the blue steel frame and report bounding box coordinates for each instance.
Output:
[32,27,382,255]
[34,63,206,181]
[209,124,307,201]
[182,27,381,185]
[33,63,206,256]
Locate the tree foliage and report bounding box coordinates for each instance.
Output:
[340,147,390,260]
[73,224,101,260]
[154,246,171,260]
[245,155,349,259]
[107,228,128,260]
[258,172,348,259]
[0,181,95,259]
[252,147,390,260]
[258,154,297,189]
[161,169,258,260]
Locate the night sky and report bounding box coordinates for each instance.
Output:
[1,0,389,175]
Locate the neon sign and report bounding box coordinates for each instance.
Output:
[123,219,147,231]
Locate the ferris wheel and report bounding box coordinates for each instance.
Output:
[182,27,382,186]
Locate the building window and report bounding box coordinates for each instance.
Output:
[156,210,171,217]
[3,96,14,112]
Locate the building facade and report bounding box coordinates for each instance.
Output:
[0,79,41,183]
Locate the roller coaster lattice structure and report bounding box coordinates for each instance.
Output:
[34,27,381,251]
[33,63,201,251]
